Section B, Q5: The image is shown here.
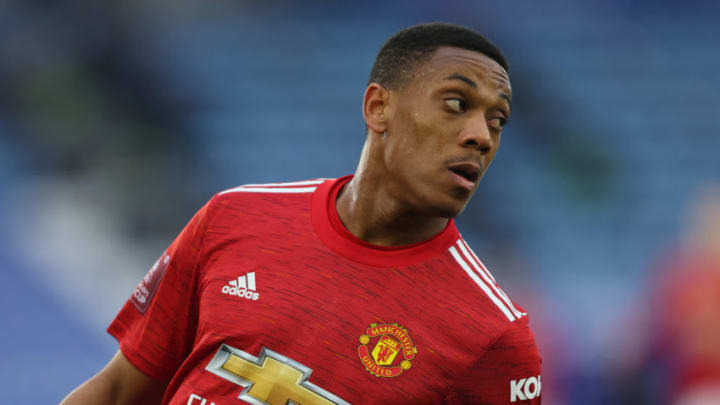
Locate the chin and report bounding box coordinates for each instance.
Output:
[412,183,473,218]
[442,189,475,218]
[426,198,469,219]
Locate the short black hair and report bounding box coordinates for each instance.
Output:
[369,22,508,89]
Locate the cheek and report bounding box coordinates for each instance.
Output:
[386,103,448,171]
[393,125,436,169]
[404,113,446,153]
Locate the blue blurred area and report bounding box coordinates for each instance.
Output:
[2,1,720,403]
[0,246,115,403]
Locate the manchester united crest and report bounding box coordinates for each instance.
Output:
[358,322,417,377]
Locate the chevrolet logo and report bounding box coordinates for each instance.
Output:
[205,344,350,405]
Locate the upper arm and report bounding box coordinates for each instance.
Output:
[105,199,215,380]
[61,350,168,405]
[445,318,543,404]
[64,198,217,405]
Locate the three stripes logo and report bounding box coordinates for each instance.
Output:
[222,272,260,301]
[449,238,526,322]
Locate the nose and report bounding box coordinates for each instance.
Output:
[458,116,493,155]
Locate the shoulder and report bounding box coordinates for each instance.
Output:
[217,178,329,198]
[206,178,331,214]
[189,178,333,234]
[446,237,540,370]
[445,237,529,326]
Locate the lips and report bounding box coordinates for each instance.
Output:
[448,162,481,190]
[449,162,480,182]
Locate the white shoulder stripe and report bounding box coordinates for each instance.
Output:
[219,186,317,195]
[461,240,526,318]
[462,239,496,282]
[238,179,328,188]
[457,239,527,319]
[449,246,516,322]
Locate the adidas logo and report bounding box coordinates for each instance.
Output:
[221,272,259,301]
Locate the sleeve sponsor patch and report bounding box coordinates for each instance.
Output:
[131,252,171,313]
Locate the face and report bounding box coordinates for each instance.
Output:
[379,46,512,218]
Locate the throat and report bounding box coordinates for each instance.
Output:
[356,218,449,247]
[336,180,449,247]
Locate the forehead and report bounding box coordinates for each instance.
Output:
[410,46,511,95]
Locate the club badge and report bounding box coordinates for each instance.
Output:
[357,322,417,377]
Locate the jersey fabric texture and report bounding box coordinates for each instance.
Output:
[108,176,542,404]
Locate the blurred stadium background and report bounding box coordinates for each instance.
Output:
[1,1,719,404]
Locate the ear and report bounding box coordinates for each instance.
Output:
[362,83,390,135]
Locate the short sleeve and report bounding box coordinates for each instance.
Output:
[107,198,214,381]
[445,317,543,404]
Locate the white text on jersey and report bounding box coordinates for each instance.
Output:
[187,393,215,405]
[510,375,541,402]
[221,272,259,301]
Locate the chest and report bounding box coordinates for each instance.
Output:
[178,232,500,404]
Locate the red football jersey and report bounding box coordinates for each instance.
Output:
[108,176,542,404]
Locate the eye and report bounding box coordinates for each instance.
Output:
[444,98,466,113]
[488,117,507,130]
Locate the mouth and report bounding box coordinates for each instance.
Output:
[448,162,481,191]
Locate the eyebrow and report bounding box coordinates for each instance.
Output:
[445,73,477,88]
[445,73,512,108]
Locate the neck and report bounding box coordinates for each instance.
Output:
[336,138,449,247]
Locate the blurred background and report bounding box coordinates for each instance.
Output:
[1,1,719,403]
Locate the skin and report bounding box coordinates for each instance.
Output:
[60,350,167,404]
[60,45,512,404]
[338,46,512,246]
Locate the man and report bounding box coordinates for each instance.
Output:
[62,22,542,404]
